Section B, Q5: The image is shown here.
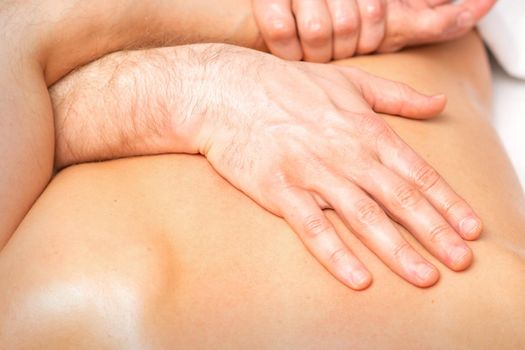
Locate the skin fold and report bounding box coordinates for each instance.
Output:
[0,32,523,349]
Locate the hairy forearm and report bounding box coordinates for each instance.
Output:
[0,0,261,247]
[51,45,216,168]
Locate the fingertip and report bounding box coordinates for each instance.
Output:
[466,0,498,20]
[459,217,483,241]
[430,93,447,113]
[448,245,474,272]
[349,269,373,290]
[431,93,447,103]
[429,92,446,106]
[413,263,440,288]
[406,93,447,120]
[339,262,373,290]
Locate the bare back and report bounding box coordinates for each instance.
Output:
[0,32,524,349]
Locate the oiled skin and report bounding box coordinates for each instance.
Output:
[0,32,524,349]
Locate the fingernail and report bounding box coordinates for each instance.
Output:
[432,94,446,101]
[460,217,481,238]
[352,270,369,287]
[450,246,469,267]
[457,11,474,27]
[417,263,435,281]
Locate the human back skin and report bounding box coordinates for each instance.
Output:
[0,32,524,349]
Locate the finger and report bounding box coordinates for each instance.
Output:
[425,0,451,6]
[325,0,360,59]
[410,0,496,48]
[356,0,386,54]
[376,137,483,241]
[414,5,476,44]
[252,0,303,60]
[315,175,439,287]
[420,0,498,44]
[341,67,447,119]
[356,163,474,272]
[426,0,498,42]
[276,187,372,289]
[293,0,333,62]
[457,0,497,20]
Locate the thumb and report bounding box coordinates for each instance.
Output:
[461,0,497,20]
[344,67,447,119]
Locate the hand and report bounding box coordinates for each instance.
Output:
[253,0,387,62]
[50,44,481,290]
[192,45,482,289]
[252,0,496,62]
[377,0,496,53]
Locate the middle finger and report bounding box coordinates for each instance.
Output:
[326,0,360,59]
[356,0,386,54]
[293,0,334,62]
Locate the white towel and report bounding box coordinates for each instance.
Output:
[478,1,525,80]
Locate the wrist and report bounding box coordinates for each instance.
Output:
[160,46,213,156]
[162,44,238,158]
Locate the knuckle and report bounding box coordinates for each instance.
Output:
[358,113,388,136]
[333,16,358,36]
[303,215,331,238]
[375,123,397,147]
[422,20,446,38]
[328,248,348,266]
[380,31,405,53]
[362,0,386,22]
[392,183,421,209]
[391,242,412,263]
[428,224,451,244]
[266,19,297,41]
[412,163,441,192]
[442,199,463,218]
[394,82,413,101]
[300,20,331,44]
[355,198,383,225]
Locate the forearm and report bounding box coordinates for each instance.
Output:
[19,0,262,85]
[51,45,214,168]
[0,0,261,247]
